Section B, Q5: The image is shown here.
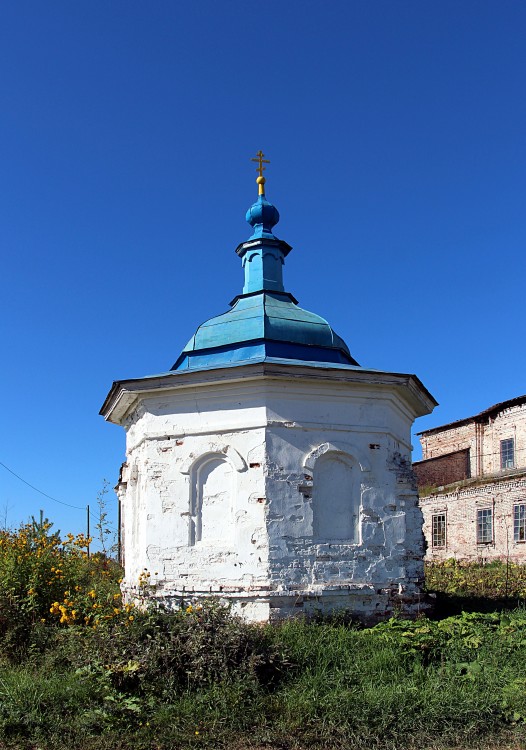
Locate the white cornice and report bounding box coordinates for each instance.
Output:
[100,362,436,425]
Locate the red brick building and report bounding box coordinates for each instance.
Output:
[414,396,526,561]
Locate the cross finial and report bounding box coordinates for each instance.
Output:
[251,150,270,195]
[251,150,270,177]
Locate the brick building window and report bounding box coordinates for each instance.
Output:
[500,439,515,470]
[476,508,493,544]
[431,513,446,547]
[514,504,526,542]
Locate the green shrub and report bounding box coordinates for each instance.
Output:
[425,559,526,599]
[0,520,123,660]
[54,600,291,697]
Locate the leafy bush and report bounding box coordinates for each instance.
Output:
[54,600,291,697]
[0,519,123,660]
[426,559,526,600]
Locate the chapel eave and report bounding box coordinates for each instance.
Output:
[100,359,437,426]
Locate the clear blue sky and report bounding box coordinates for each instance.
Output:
[1,1,525,541]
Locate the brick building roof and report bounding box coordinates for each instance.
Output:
[417,395,526,437]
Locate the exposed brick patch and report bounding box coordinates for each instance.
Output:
[414,449,470,488]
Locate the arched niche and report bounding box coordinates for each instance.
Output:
[303,441,371,475]
[187,452,237,547]
[303,443,368,544]
[180,444,246,475]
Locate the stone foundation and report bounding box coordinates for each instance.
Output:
[125,582,430,624]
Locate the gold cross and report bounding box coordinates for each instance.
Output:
[251,150,270,177]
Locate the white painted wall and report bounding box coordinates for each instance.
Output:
[105,364,434,622]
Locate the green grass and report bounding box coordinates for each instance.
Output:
[1,536,526,750]
[1,609,526,749]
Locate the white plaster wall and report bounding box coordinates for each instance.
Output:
[113,370,430,621]
[120,384,269,597]
[262,384,424,601]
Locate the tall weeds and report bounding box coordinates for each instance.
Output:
[1,524,526,749]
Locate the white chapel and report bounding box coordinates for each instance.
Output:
[100,155,437,622]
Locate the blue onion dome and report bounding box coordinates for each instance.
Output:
[170,156,359,372]
[246,193,280,239]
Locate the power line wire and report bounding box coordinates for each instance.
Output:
[0,460,86,511]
